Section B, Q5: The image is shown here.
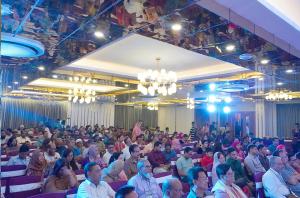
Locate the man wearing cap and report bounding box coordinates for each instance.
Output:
[7,144,30,166]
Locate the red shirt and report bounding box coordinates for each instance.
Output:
[200,154,213,168]
[114,142,125,152]
[148,150,167,168]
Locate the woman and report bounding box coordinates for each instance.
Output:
[43,159,78,193]
[212,152,225,186]
[132,122,142,142]
[212,164,247,198]
[26,150,47,177]
[63,149,79,171]
[232,141,245,160]
[81,144,106,168]
[101,160,127,183]
[187,166,214,198]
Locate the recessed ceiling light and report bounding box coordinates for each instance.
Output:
[225,44,235,52]
[94,31,105,38]
[277,82,283,86]
[200,90,204,93]
[286,69,294,73]
[132,96,135,99]
[13,81,19,85]
[52,74,58,79]
[124,84,129,87]
[22,75,28,79]
[258,77,264,81]
[7,85,12,89]
[171,23,182,31]
[37,66,45,71]
[260,59,270,65]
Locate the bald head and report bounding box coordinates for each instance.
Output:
[162,178,183,198]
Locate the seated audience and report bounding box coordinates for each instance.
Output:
[291,152,300,173]
[122,136,132,160]
[77,162,115,198]
[193,142,203,154]
[115,185,138,198]
[162,178,183,198]
[16,131,32,145]
[55,138,67,157]
[6,144,30,166]
[102,159,127,183]
[268,137,280,154]
[82,144,106,168]
[26,149,47,177]
[73,139,83,159]
[103,142,115,164]
[262,156,291,198]
[201,140,209,153]
[171,135,182,150]
[6,135,18,153]
[44,144,61,173]
[127,159,163,198]
[114,134,126,152]
[142,135,159,154]
[257,144,270,170]
[187,166,214,198]
[148,141,170,173]
[124,144,140,179]
[63,148,80,171]
[212,164,247,198]
[43,159,78,193]
[212,152,225,186]
[200,148,214,169]
[231,140,245,160]
[176,147,193,181]
[244,144,266,176]
[163,143,177,162]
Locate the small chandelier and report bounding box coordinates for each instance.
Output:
[137,58,177,96]
[265,90,293,101]
[68,76,97,104]
[187,94,195,109]
[147,102,159,111]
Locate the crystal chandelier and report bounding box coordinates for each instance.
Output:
[137,58,177,96]
[147,102,159,111]
[68,76,97,104]
[187,94,195,109]
[265,90,293,101]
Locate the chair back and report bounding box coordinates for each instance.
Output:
[28,192,66,198]
[7,175,42,198]
[1,165,27,178]
[109,180,127,191]
[74,169,85,183]
[254,172,265,198]
[154,172,172,184]
[1,157,10,166]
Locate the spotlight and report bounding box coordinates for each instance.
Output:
[209,83,216,91]
[208,95,217,103]
[94,31,105,38]
[52,74,58,79]
[224,96,232,103]
[286,69,294,73]
[277,82,283,86]
[223,106,231,113]
[207,104,216,113]
[171,23,182,31]
[37,66,45,71]
[260,59,269,65]
[13,81,19,85]
[225,44,235,52]
[22,75,28,80]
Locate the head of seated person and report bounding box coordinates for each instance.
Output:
[162,177,183,198]
[63,148,79,171]
[102,159,126,183]
[115,185,138,198]
[187,166,209,197]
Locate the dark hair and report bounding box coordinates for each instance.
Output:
[129,144,139,154]
[117,134,124,140]
[272,149,284,157]
[154,141,162,148]
[84,162,98,178]
[206,148,213,153]
[7,136,17,147]
[115,185,135,198]
[184,147,193,153]
[247,144,256,153]
[52,159,67,177]
[19,144,29,153]
[165,143,171,148]
[63,149,79,171]
[188,166,206,186]
[109,152,123,164]
[216,163,231,179]
[227,147,235,154]
[257,144,265,151]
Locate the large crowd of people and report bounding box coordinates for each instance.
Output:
[1,121,300,198]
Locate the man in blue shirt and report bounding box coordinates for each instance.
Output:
[163,143,177,162]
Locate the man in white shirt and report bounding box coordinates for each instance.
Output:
[77,162,115,198]
[7,144,30,166]
[262,156,290,198]
[103,143,114,164]
[122,137,132,160]
[16,131,32,145]
[162,178,183,198]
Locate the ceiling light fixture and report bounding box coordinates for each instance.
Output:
[124,84,129,87]
[94,31,105,38]
[22,76,28,80]
[265,90,293,101]
[171,23,182,31]
[147,102,158,111]
[224,96,232,103]
[223,106,231,114]
[52,74,58,79]
[225,44,235,52]
[209,83,216,91]
[260,59,270,65]
[258,77,264,81]
[13,81,19,85]
[207,104,216,113]
[277,82,283,86]
[37,66,45,71]
[286,69,294,73]
[137,58,177,96]
[186,93,195,109]
[7,85,12,89]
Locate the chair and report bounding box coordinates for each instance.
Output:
[109,180,127,191]
[28,192,66,198]
[7,175,42,198]
[154,171,172,184]
[74,169,85,183]
[1,165,27,178]
[1,179,7,197]
[254,172,266,198]
[66,187,78,198]
[1,157,10,166]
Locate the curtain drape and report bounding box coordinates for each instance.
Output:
[276,104,300,138]
[1,97,68,129]
[114,105,158,130]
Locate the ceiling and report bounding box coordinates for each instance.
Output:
[62,33,248,80]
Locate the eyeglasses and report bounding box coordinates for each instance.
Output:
[144,165,152,169]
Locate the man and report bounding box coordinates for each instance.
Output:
[7,144,30,166]
[189,122,197,141]
[244,144,266,176]
[163,143,177,162]
[103,142,115,164]
[77,162,115,198]
[258,144,270,170]
[16,131,31,145]
[262,156,291,198]
[148,141,169,174]
[122,136,132,160]
[268,137,280,154]
[114,134,126,152]
[162,178,183,198]
[73,139,84,158]
[124,144,140,179]
[115,185,138,198]
[128,159,163,198]
[176,147,193,181]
